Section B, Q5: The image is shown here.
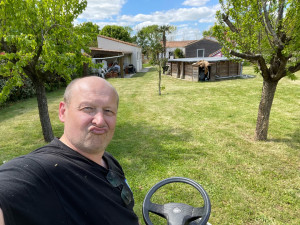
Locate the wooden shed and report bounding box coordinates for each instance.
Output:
[167,57,242,82]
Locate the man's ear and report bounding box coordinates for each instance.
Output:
[59,101,66,123]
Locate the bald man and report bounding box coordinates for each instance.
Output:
[0,77,139,225]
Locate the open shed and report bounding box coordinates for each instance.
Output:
[168,57,242,82]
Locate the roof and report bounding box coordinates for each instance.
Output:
[185,37,220,47]
[89,47,123,53]
[168,57,230,63]
[97,35,140,48]
[165,40,198,48]
[209,49,222,57]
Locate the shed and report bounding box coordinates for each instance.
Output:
[168,57,242,82]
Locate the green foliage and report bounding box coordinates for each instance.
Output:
[213,0,300,79]
[99,25,133,42]
[0,0,91,102]
[136,25,176,65]
[174,48,184,58]
[136,25,163,63]
[74,22,100,47]
[202,26,215,38]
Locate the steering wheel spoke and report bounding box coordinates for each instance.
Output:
[147,202,166,218]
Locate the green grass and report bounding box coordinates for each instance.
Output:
[0,66,299,224]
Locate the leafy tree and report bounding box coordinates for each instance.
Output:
[174,48,184,58]
[0,0,90,142]
[99,25,133,42]
[202,26,215,38]
[75,22,100,47]
[213,0,300,141]
[136,25,163,64]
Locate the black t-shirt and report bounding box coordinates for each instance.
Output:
[0,138,139,225]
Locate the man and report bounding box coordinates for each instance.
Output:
[113,62,121,73]
[0,77,139,225]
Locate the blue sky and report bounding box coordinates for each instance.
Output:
[76,0,221,40]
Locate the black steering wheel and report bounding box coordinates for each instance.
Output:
[142,177,211,225]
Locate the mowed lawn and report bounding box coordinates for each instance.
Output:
[0,66,299,224]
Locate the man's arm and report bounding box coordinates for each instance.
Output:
[0,208,5,225]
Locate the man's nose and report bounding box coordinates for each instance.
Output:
[92,111,106,126]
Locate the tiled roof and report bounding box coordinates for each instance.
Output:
[97,35,140,48]
[165,40,198,48]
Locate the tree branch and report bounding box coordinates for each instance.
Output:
[288,62,300,73]
[276,0,285,29]
[262,1,282,47]
[222,14,239,33]
[230,50,269,78]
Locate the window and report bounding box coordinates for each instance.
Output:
[197,49,205,58]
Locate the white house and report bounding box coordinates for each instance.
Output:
[97,35,142,72]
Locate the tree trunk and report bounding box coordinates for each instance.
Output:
[158,61,162,96]
[255,79,279,141]
[34,80,54,142]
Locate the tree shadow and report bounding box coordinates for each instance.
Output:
[268,128,300,150]
[107,120,209,176]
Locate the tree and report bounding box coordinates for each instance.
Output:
[174,48,184,58]
[136,25,163,64]
[202,26,215,38]
[158,25,176,58]
[136,25,165,95]
[0,0,90,142]
[213,0,300,140]
[99,25,133,42]
[74,22,100,47]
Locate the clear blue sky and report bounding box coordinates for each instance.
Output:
[77,0,220,40]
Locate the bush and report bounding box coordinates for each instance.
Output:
[174,48,184,58]
[0,75,67,106]
[0,77,36,104]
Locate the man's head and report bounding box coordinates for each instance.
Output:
[59,76,119,156]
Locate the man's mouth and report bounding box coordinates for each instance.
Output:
[90,127,107,135]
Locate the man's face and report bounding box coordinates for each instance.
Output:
[59,78,118,155]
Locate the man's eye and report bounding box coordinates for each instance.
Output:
[82,107,94,113]
[104,109,115,115]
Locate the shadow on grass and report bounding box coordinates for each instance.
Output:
[268,128,300,150]
[108,120,209,179]
[0,88,64,123]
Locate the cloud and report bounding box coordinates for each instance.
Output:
[78,0,126,20]
[119,6,218,24]
[182,0,210,7]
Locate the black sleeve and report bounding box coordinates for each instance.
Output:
[0,157,67,225]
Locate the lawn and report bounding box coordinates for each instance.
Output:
[0,66,299,224]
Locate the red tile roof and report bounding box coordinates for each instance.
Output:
[165,40,198,48]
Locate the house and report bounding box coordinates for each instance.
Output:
[185,38,222,58]
[163,40,197,59]
[164,37,222,59]
[96,35,142,72]
[85,35,142,77]
[168,57,242,82]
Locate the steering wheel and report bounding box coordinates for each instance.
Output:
[143,177,211,225]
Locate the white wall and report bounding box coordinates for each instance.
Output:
[97,37,142,72]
